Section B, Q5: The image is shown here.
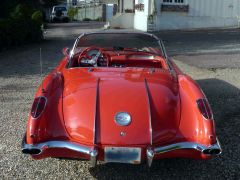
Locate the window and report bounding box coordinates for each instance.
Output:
[163,0,184,4]
[161,0,188,12]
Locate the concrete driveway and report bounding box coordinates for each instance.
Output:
[155,28,240,68]
[0,23,239,179]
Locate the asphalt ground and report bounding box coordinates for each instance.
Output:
[155,28,240,69]
[0,23,239,179]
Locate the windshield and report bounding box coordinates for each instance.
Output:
[68,33,167,69]
[75,33,163,55]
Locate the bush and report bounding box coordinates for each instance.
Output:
[68,7,78,21]
[10,4,32,19]
[0,19,10,49]
[32,10,43,26]
[95,17,103,21]
[82,18,92,21]
[0,4,43,51]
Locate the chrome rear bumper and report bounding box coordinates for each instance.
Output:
[146,138,222,167]
[21,136,98,167]
[22,135,221,167]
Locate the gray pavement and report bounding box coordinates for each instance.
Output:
[154,28,240,68]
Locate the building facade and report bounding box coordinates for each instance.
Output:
[110,0,240,31]
[66,0,118,21]
[67,0,118,6]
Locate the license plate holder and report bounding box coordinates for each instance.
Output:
[104,147,141,164]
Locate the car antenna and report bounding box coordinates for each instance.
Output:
[40,48,45,93]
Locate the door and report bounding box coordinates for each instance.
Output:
[106,4,114,21]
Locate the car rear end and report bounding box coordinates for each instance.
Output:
[51,6,69,22]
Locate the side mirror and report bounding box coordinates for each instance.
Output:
[62,47,70,56]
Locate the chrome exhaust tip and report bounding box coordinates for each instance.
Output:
[202,148,221,155]
[22,148,41,155]
[202,138,222,155]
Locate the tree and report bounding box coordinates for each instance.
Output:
[0,0,18,18]
[68,7,78,21]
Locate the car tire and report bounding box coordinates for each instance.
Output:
[63,18,69,23]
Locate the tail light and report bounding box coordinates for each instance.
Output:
[31,97,47,119]
[197,98,213,120]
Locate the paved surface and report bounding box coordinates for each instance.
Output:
[154,28,240,68]
[0,23,239,179]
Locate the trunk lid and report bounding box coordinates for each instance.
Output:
[62,68,180,145]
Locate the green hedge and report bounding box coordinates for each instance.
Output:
[0,5,43,51]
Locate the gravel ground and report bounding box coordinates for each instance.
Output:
[0,23,239,179]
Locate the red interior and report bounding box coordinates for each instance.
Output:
[70,48,166,69]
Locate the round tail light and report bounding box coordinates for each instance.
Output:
[31,97,47,119]
[197,98,213,120]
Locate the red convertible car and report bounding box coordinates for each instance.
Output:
[22,32,221,167]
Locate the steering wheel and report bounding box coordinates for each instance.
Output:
[78,47,106,67]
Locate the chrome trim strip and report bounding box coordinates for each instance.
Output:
[89,78,100,167]
[67,33,85,68]
[144,78,153,146]
[94,78,100,144]
[154,138,222,155]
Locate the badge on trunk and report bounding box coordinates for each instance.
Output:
[115,112,131,126]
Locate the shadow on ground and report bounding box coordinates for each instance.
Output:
[88,78,240,179]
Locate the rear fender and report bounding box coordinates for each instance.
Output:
[178,75,216,146]
[26,72,68,144]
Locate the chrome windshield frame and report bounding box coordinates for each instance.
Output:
[68,32,171,70]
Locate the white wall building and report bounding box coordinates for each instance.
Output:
[110,0,240,31]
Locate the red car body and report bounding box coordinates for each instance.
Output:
[22,32,221,167]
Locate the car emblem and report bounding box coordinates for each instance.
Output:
[115,112,131,126]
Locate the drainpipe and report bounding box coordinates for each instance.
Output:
[122,0,124,13]
[85,0,86,19]
[93,0,95,20]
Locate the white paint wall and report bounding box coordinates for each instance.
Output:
[111,0,240,31]
[155,0,240,30]
[123,0,134,10]
[134,12,148,31]
[110,13,134,28]
[77,5,103,20]
[187,0,240,18]
[134,0,149,31]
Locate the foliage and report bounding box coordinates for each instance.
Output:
[82,18,92,21]
[0,0,67,51]
[0,0,18,18]
[0,0,41,18]
[32,10,43,26]
[10,4,33,19]
[95,17,103,21]
[0,3,43,51]
[68,7,78,21]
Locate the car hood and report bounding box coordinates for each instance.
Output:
[62,68,180,145]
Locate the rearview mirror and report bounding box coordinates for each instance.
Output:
[62,47,70,56]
